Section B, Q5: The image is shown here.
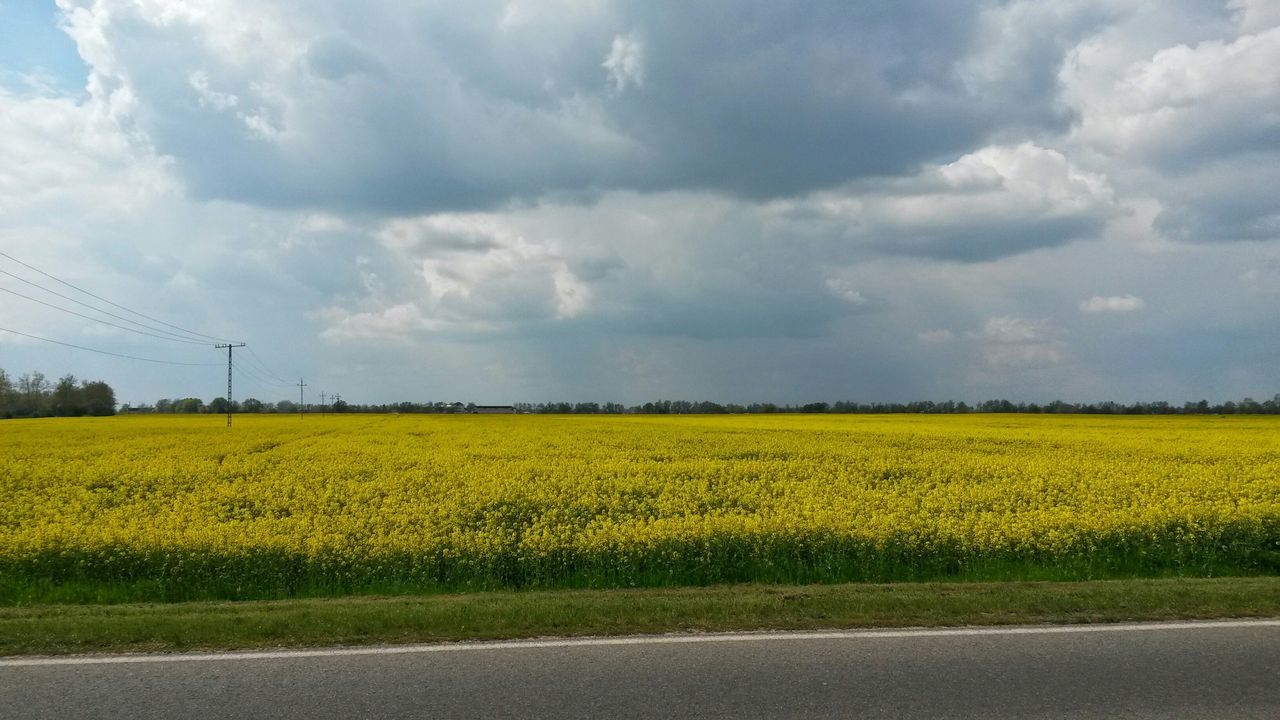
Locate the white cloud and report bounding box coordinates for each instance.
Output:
[1080,294,1145,313]
[1064,22,1280,162]
[603,33,644,91]
[339,212,598,335]
[916,329,953,344]
[316,301,502,342]
[0,87,170,219]
[825,278,869,305]
[974,316,1066,370]
[980,316,1053,344]
[188,71,238,111]
[786,142,1118,260]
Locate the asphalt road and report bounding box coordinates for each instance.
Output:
[3,620,1279,719]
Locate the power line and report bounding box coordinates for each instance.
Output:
[0,285,213,346]
[0,250,240,344]
[244,345,292,385]
[227,362,288,397]
[228,364,272,393]
[231,360,294,389]
[0,268,215,344]
[0,326,220,366]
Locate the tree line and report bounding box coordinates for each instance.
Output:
[517,397,1280,415]
[127,395,1280,415]
[135,397,350,414]
[0,369,116,418]
[5,364,1278,418]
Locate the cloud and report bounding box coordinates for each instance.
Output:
[327,212,597,338]
[1231,0,1280,34]
[1067,25,1280,167]
[0,85,170,219]
[825,278,869,306]
[50,0,1106,213]
[778,142,1118,260]
[4,0,1280,406]
[1080,294,1145,313]
[602,33,644,91]
[1061,9,1280,245]
[974,316,1067,370]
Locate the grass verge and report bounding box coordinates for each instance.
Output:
[2,576,1278,656]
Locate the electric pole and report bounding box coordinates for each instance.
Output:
[214,343,246,427]
[320,391,326,417]
[297,378,307,419]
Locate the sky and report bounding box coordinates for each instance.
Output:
[1,0,1278,407]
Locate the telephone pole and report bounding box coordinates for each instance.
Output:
[214,343,246,427]
[297,378,307,419]
[320,391,326,417]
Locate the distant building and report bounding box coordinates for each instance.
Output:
[472,405,515,414]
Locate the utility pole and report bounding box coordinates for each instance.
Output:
[297,378,307,419]
[320,392,326,417]
[214,343,246,427]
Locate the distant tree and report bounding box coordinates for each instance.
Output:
[174,397,204,413]
[80,380,115,416]
[0,369,114,418]
[155,398,174,413]
[240,398,265,413]
[17,372,50,416]
[331,398,350,413]
[0,369,14,418]
[275,400,297,414]
[979,399,1017,413]
[52,374,83,417]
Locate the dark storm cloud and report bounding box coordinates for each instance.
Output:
[80,0,1107,214]
[871,215,1109,262]
[605,0,989,198]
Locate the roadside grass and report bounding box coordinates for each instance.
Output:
[2,576,1277,656]
[4,549,1276,605]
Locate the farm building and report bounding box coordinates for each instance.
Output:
[472,405,515,414]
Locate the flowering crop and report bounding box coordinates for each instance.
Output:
[2,414,1277,602]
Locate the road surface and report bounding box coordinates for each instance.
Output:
[3,620,1279,719]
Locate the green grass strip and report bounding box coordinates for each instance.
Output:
[2,576,1277,656]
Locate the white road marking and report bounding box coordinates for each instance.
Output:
[3,619,1277,668]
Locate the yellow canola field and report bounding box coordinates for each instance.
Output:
[1,413,1278,599]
